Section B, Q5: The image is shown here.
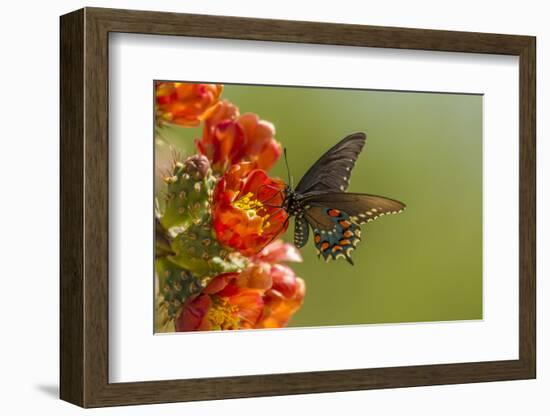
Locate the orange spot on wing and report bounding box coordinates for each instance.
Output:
[314,234,321,244]
[343,230,354,238]
[332,245,343,253]
[339,239,351,246]
[328,209,341,217]
[320,242,330,251]
[338,220,351,228]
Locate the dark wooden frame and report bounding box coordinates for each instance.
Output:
[60,7,536,408]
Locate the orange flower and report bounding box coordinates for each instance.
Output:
[237,240,306,329]
[176,273,264,331]
[252,241,306,328]
[175,241,305,331]
[258,268,306,329]
[213,163,289,256]
[197,101,282,173]
[203,99,240,134]
[156,82,222,126]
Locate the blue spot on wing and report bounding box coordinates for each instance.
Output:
[312,208,361,265]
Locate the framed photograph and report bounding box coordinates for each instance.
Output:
[60,7,536,408]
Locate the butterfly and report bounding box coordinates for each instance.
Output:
[282,132,405,265]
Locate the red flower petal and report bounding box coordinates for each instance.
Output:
[270,264,298,299]
[176,294,211,331]
[197,108,282,173]
[255,240,303,264]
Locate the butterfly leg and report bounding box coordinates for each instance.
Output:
[264,207,285,223]
[263,202,283,209]
[253,215,290,255]
[256,184,285,206]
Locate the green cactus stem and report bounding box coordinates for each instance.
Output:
[156,257,210,323]
[155,217,175,258]
[168,220,246,277]
[160,154,216,235]
[155,298,175,333]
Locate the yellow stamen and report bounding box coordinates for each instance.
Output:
[233,192,271,231]
[233,192,264,213]
[207,296,240,330]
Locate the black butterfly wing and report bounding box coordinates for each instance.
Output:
[300,193,405,264]
[303,206,335,231]
[295,132,366,194]
[304,192,406,224]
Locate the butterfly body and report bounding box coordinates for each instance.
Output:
[283,132,405,265]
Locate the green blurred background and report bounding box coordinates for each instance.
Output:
[156,83,483,327]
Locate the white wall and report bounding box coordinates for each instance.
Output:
[0,0,546,414]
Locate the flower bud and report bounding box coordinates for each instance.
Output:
[183,154,210,180]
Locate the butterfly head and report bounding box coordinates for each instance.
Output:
[282,187,307,218]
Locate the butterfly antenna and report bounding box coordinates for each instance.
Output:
[284,148,294,189]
